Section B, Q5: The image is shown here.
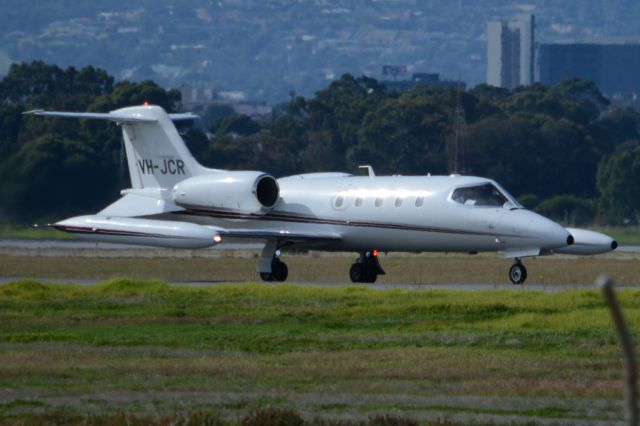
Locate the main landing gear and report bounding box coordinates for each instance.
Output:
[260,257,288,282]
[258,240,289,282]
[350,250,386,283]
[509,259,527,284]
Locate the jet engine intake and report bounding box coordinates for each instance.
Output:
[172,171,280,214]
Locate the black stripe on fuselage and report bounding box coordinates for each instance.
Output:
[54,225,181,239]
[175,208,513,238]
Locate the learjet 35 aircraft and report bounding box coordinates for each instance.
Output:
[27,104,617,284]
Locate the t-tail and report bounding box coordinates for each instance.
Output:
[26,104,228,248]
[25,105,215,189]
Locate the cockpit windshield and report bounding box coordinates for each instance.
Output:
[451,183,520,208]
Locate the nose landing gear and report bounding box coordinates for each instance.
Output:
[509,259,527,284]
[350,250,385,283]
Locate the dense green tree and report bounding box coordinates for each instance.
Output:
[0,61,635,226]
[350,95,449,175]
[202,103,235,129]
[469,84,510,103]
[591,107,640,154]
[212,114,261,137]
[535,195,596,226]
[0,63,183,222]
[88,80,180,113]
[466,116,598,198]
[208,133,301,176]
[0,134,99,219]
[517,194,541,210]
[597,143,640,224]
[305,74,386,163]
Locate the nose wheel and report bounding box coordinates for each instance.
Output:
[350,250,385,283]
[509,260,527,284]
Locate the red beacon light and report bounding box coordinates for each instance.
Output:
[143,101,150,106]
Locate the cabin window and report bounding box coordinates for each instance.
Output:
[355,197,363,207]
[395,197,403,207]
[451,183,508,207]
[415,196,424,207]
[375,197,383,207]
[335,195,344,208]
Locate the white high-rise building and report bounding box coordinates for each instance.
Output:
[487,15,535,89]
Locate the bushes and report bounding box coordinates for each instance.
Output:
[534,195,596,226]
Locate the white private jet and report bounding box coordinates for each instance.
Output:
[26,105,617,284]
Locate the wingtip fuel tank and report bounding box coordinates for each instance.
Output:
[555,228,618,255]
[54,215,222,249]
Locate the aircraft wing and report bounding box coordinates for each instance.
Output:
[502,248,543,258]
[52,214,341,249]
[213,228,341,243]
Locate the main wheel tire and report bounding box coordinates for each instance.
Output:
[509,263,527,284]
[260,272,273,282]
[363,268,378,283]
[271,260,288,282]
[349,263,363,283]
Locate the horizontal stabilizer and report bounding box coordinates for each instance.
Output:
[24,109,198,123]
[27,105,206,189]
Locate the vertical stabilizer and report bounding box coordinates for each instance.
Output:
[115,105,205,189]
[26,105,210,190]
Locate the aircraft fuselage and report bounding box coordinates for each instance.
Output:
[172,174,571,255]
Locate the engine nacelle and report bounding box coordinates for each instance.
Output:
[172,171,279,214]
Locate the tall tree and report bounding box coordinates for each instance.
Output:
[597,143,640,224]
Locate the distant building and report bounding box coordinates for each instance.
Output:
[382,72,462,93]
[180,83,217,109]
[487,14,535,89]
[538,42,640,102]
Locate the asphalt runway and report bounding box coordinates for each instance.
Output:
[2,239,638,291]
[0,276,628,292]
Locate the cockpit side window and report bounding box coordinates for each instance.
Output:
[451,183,509,207]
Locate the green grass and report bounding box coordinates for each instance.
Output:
[0,279,632,354]
[0,279,631,422]
[592,226,640,245]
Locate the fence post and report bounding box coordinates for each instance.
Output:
[597,275,638,426]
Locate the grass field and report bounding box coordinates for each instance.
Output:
[0,278,636,424]
[0,226,73,240]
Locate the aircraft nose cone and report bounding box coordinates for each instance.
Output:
[611,240,618,250]
[506,210,572,250]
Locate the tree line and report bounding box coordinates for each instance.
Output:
[1,61,639,225]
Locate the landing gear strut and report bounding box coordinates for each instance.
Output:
[509,259,527,284]
[350,250,385,283]
[258,240,289,282]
